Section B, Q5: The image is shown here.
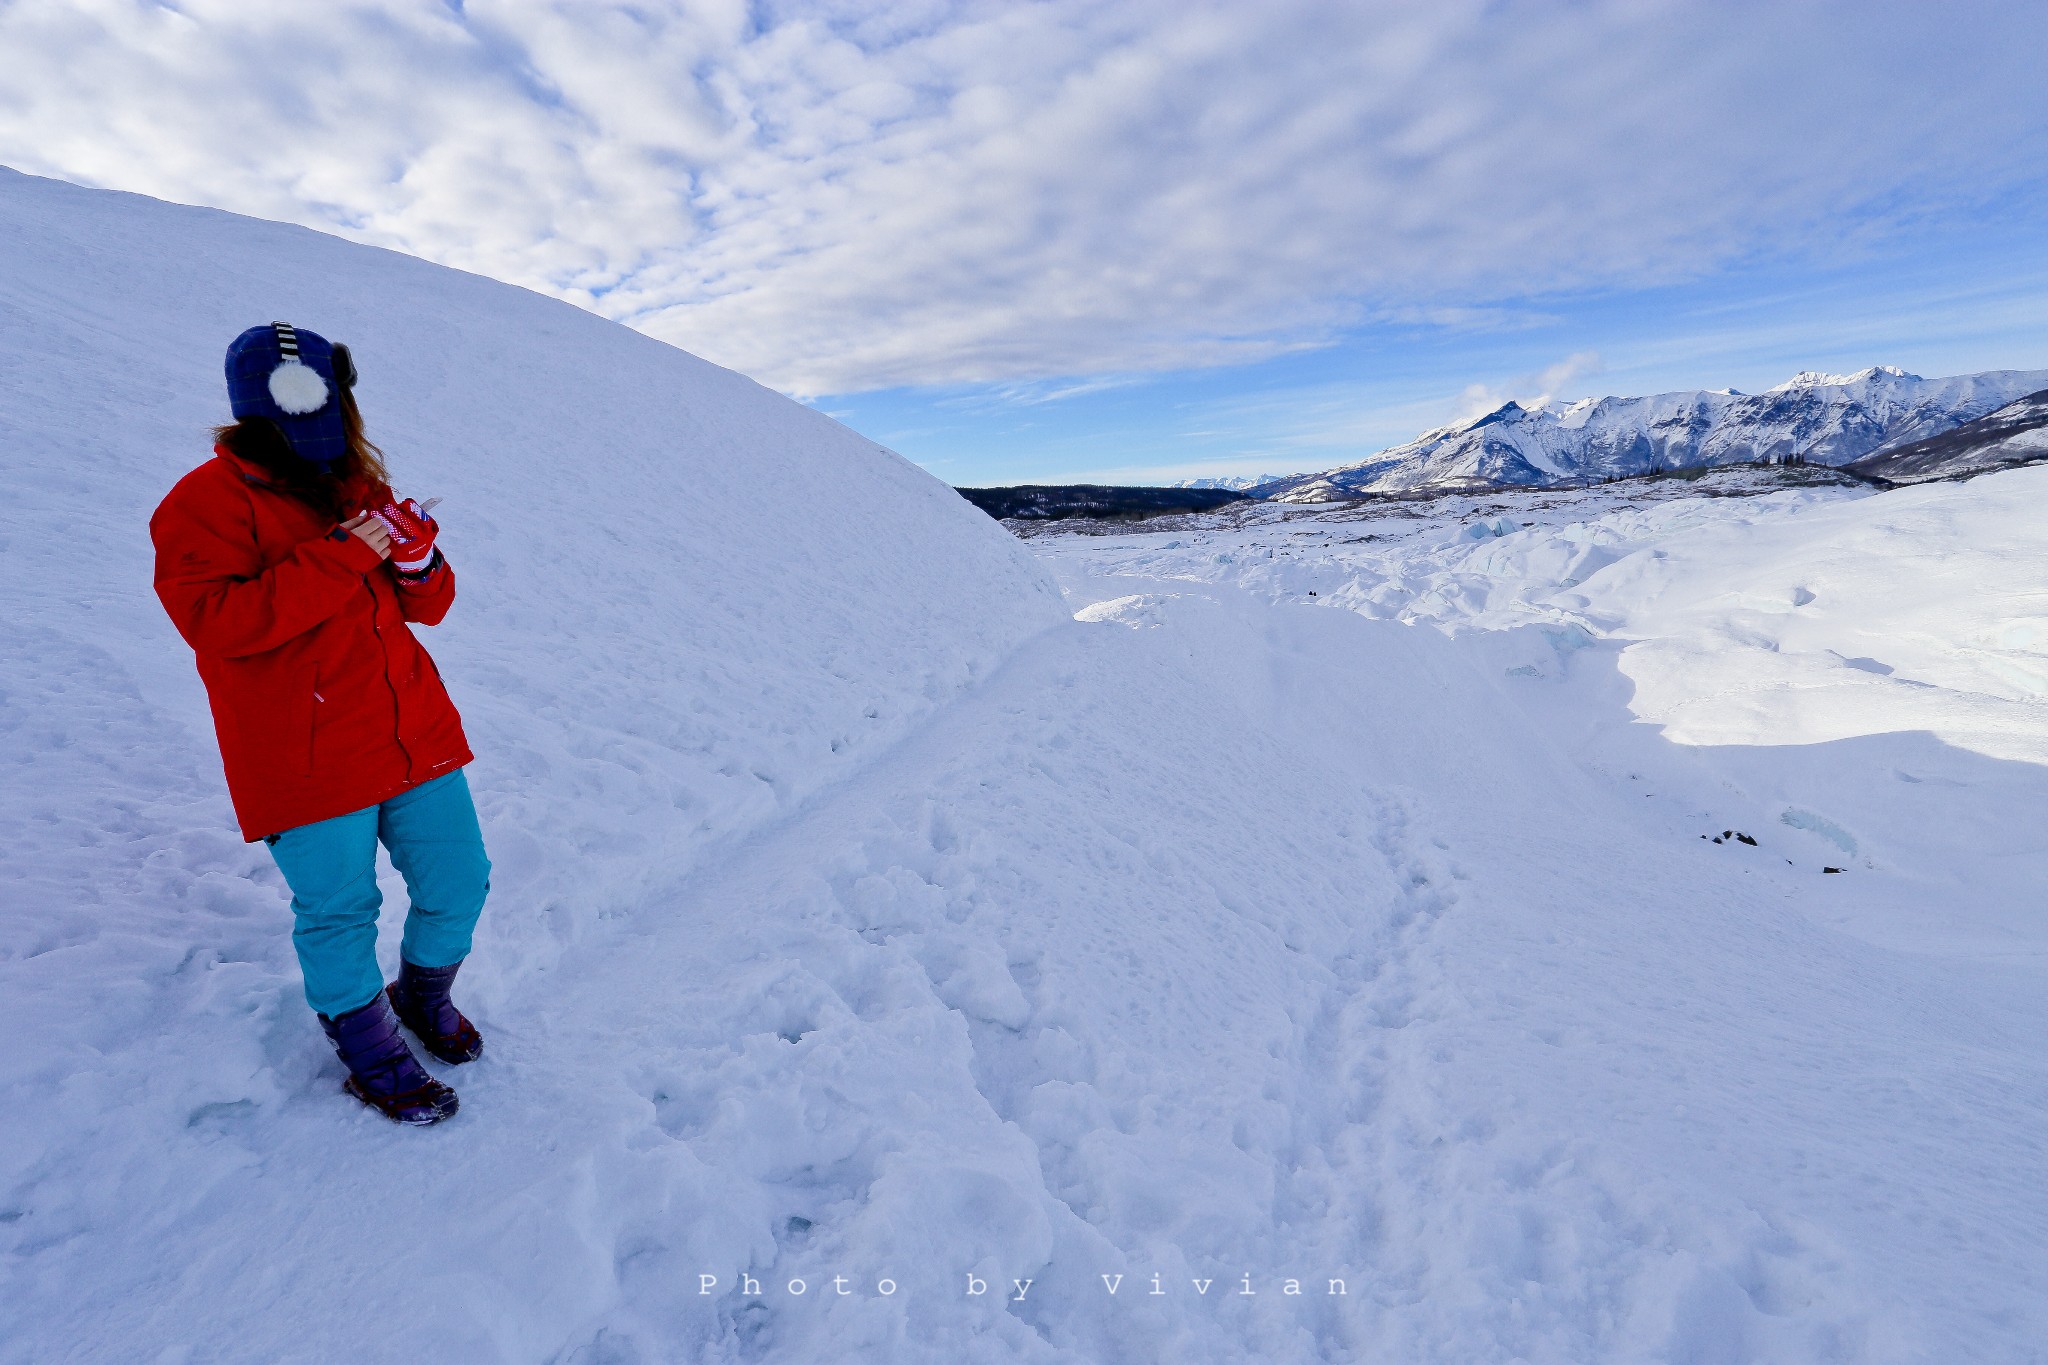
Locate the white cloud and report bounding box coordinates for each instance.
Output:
[1,0,2043,395]
[1450,350,1605,424]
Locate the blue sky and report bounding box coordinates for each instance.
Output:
[830,201,2048,485]
[2,1,2044,486]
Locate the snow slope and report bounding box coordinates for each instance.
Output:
[0,164,1064,960]
[0,167,1069,1356]
[1264,365,2048,501]
[7,168,2048,1365]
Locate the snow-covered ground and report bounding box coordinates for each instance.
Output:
[6,170,2047,1363]
[1018,472,2048,1363]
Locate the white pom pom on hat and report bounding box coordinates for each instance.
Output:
[268,359,332,415]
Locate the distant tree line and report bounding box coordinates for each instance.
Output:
[955,485,1252,522]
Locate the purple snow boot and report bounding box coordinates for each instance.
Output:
[317,993,459,1126]
[388,958,484,1065]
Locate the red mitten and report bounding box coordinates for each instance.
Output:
[371,496,439,571]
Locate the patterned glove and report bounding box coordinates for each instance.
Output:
[371,496,439,572]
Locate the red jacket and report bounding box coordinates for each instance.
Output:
[151,447,473,841]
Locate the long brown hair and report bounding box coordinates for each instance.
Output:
[212,384,389,519]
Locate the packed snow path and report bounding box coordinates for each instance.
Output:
[12,481,2048,1362]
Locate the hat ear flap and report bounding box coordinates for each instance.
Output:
[262,320,333,414]
[268,359,332,415]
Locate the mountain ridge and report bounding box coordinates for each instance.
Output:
[1258,365,2048,502]
[1845,387,2048,485]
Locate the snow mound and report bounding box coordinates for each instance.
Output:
[1583,470,2048,765]
[1073,592,1175,626]
[0,166,1067,1342]
[0,166,1061,953]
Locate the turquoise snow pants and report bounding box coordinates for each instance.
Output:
[263,769,491,1018]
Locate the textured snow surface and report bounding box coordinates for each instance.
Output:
[6,170,2048,1364]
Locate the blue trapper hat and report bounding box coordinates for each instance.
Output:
[224,322,351,470]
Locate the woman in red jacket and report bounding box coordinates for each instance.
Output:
[152,322,488,1126]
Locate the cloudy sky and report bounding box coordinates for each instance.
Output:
[4,0,2046,484]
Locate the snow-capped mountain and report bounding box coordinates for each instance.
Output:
[1846,387,2048,485]
[1170,473,1285,491]
[1263,366,2048,502]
